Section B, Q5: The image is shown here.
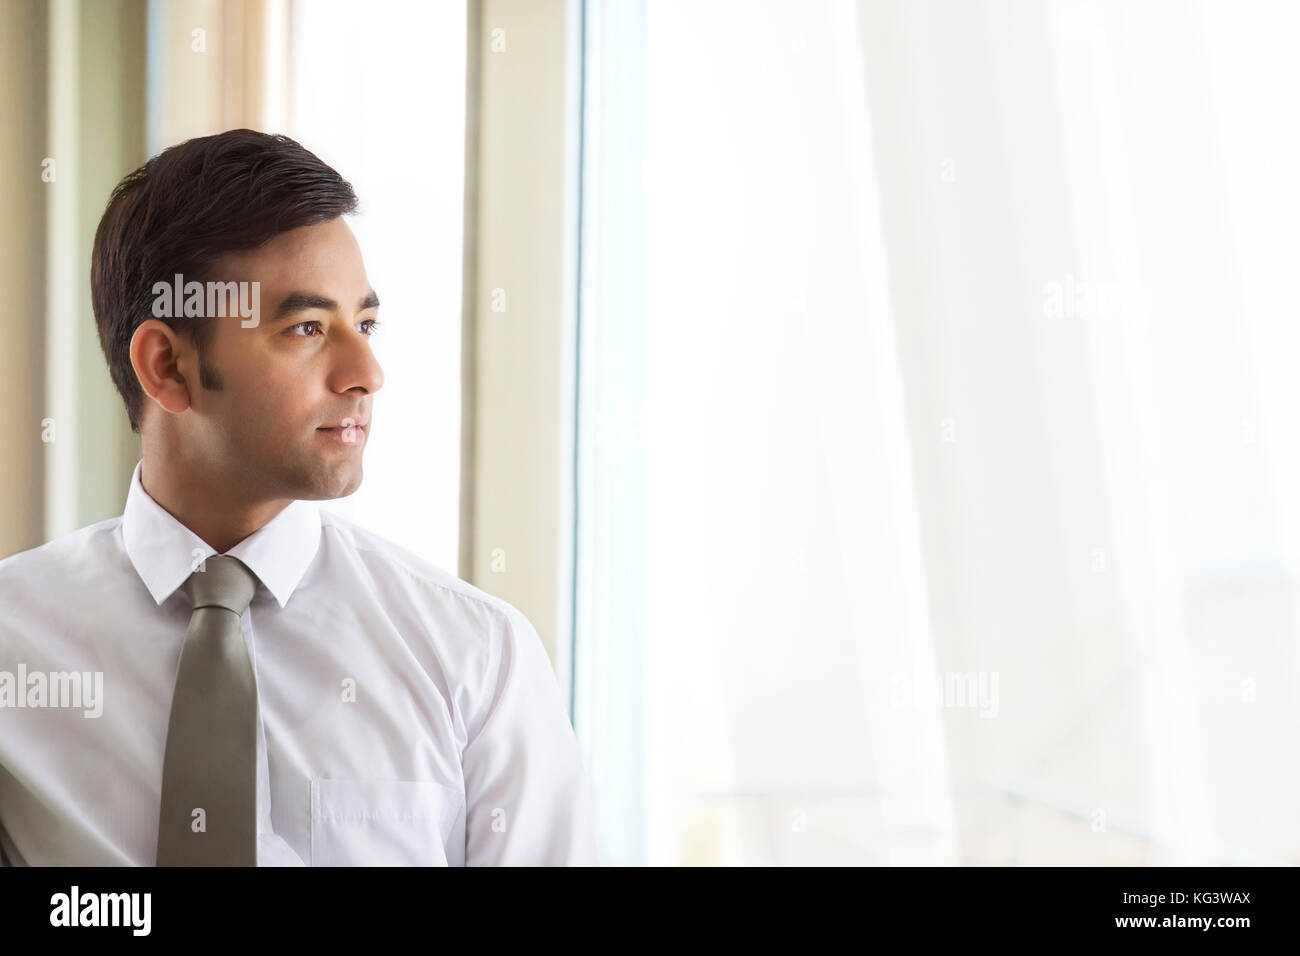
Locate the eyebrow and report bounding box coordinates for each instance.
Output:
[271,290,380,322]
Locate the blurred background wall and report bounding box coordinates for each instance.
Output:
[1,0,147,548]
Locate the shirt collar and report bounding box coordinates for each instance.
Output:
[121,458,322,609]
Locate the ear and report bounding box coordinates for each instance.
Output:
[130,320,194,417]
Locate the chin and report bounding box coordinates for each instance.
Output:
[290,462,364,502]
[323,466,364,500]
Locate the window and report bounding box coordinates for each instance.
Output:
[288,0,467,572]
[575,0,1300,866]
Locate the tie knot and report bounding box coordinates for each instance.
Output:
[181,555,260,616]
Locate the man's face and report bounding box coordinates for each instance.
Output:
[171,216,384,501]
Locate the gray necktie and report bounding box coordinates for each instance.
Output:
[156,555,260,866]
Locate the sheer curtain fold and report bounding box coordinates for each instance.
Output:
[857,0,1298,863]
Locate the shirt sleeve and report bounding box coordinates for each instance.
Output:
[462,603,602,866]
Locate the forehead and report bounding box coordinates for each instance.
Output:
[210,217,368,291]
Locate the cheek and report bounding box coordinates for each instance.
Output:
[228,368,313,433]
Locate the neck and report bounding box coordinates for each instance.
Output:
[139,447,292,555]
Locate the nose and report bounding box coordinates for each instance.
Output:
[328,325,385,396]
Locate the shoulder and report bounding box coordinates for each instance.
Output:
[315,508,534,635]
[314,510,551,732]
[0,516,124,644]
[0,516,123,591]
[0,515,121,566]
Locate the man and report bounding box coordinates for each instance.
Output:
[0,129,600,866]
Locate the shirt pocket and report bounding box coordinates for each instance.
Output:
[310,778,464,866]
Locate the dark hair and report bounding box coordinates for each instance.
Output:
[91,128,359,433]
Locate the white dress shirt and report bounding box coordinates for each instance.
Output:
[0,459,600,866]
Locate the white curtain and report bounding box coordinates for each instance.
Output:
[587,0,1300,864]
